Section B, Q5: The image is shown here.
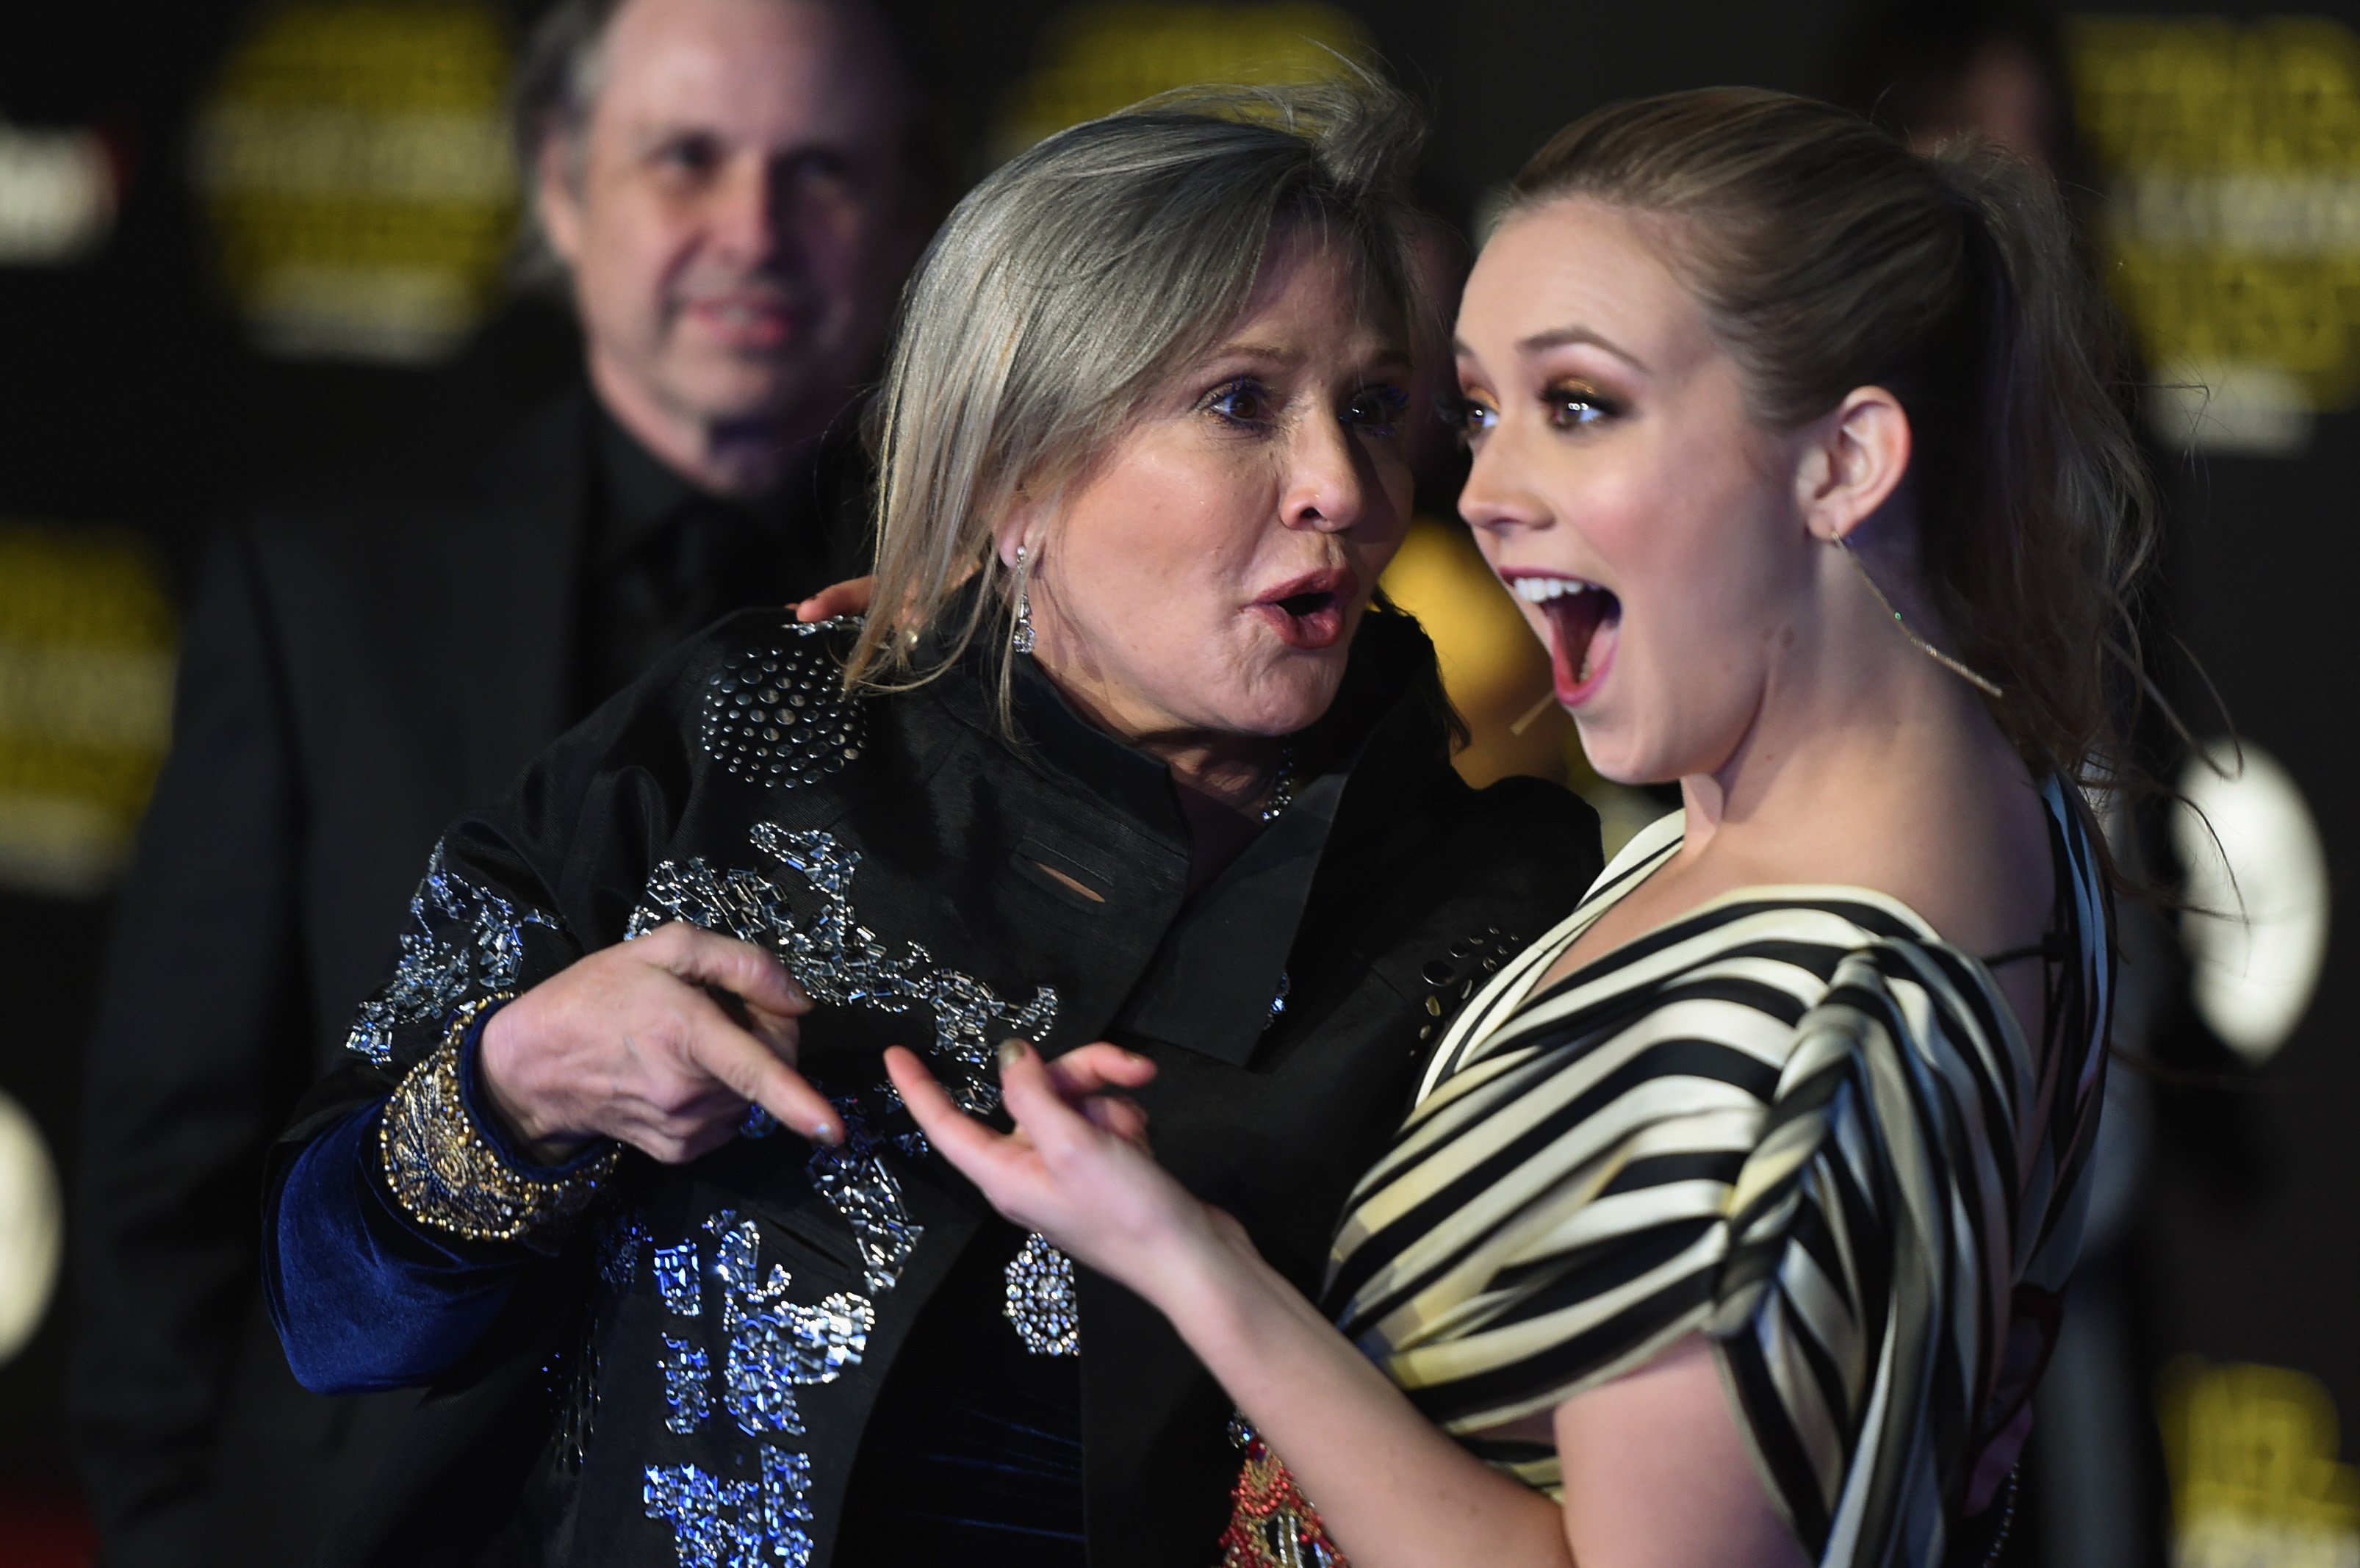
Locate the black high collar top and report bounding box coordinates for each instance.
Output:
[268,605,1602,1568]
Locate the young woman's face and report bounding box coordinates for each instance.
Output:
[1019,236,1415,747]
[1454,197,1815,785]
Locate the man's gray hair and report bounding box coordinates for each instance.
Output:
[842,74,1433,712]
[508,0,629,289]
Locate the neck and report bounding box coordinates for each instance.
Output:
[1021,578,1286,818]
[1033,655,1281,892]
[1156,733,1282,814]
[587,346,821,499]
[1678,535,2006,860]
[1039,656,1281,811]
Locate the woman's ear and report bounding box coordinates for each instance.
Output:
[995,486,1057,570]
[989,499,1031,570]
[1796,386,1912,543]
[993,519,1032,570]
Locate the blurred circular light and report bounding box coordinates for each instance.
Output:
[0,1087,62,1364]
[2173,740,2331,1063]
[191,1,517,364]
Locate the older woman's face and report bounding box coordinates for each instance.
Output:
[1019,237,1414,747]
[1454,198,1815,785]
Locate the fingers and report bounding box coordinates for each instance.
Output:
[637,1112,748,1167]
[794,575,877,622]
[640,924,809,1018]
[883,1046,1021,1182]
[682,1005,841,1146]
[1041,1042,1157,1103]
[738,998,805,1062]
[992,1040,1098,1165]
[1080,1093,1150,1148]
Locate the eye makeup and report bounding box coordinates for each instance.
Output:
[1541,378,1619,430]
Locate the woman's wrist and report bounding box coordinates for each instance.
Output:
[1135,1204,1287,1360]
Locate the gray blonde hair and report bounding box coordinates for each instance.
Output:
[508,0,629,292]
[842,75,1431,706]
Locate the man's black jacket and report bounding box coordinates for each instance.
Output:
[72,388,868,1567]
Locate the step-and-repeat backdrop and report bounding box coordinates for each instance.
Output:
[2,3,2354,1563]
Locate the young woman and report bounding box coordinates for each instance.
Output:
[893,87,2150,1568]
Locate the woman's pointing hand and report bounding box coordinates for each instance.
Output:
[885,1040,1237,1306]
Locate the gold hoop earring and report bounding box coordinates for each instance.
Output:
[1830,533,2003,700]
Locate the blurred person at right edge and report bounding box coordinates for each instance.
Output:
[902,85,2169,1568]
[1832,7,2251,1564]
[68,1,935,1563]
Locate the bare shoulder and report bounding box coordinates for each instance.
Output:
[1846,761,2054,958]
[1736,749,2057,1040]
[1556,733,2057,1008]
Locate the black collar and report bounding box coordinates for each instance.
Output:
[587,401,807,568]
[924,605,1455,1065]
[1113,612,1450,1063]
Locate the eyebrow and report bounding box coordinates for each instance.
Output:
[1205,341,1414,374]
[1206,342,1306,367]
[1454,326,1650,372]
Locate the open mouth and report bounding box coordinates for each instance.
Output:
[1251,570,1355,651]
[1513,575,1622,702]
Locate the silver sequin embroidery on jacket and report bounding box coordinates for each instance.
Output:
[658,1338,710,1436]
[619,791,1067,1564]
[627,823,1060,1085]
[700,622,866,790]
[708,1217,874,1438]
[806,1098,921,1295]
[1004,1233,1082,1356]
[643,1445,814,1568]
[347,842,560,1068]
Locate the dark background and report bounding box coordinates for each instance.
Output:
[3,1,2353,1561]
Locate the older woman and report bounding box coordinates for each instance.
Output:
[259,84,1598,1568]
[896,88,2148,1568]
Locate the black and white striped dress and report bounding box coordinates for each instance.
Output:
[1321,778,2110,1567]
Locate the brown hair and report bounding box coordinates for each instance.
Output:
[1508,87,2157,788]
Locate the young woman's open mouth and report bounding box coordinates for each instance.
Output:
[1251,567,1356,650]
[1514,574,1622,704]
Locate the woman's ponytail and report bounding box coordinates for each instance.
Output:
[1927,143,2159,774]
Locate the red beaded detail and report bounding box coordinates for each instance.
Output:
[1217,1417,1349,1568]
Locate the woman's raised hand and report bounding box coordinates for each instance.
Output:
[476,921,841,1165]
[885,1040,1226,1304]
[794,576,876,622]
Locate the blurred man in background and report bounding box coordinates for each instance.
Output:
[69,0,933,1561]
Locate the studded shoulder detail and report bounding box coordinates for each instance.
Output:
[700,619,868,789]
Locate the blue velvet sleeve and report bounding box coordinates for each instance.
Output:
[263,1017,608,1395]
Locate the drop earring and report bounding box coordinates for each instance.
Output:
[1010,544,1036,655]
[1830,533,2003,699]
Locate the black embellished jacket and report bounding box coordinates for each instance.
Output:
[262,607,1600,1568]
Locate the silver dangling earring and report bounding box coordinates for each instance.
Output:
[1830,533,2003,700]
[1010,544,1036,655]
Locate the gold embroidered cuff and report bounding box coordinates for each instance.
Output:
[377,996,618,1248]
